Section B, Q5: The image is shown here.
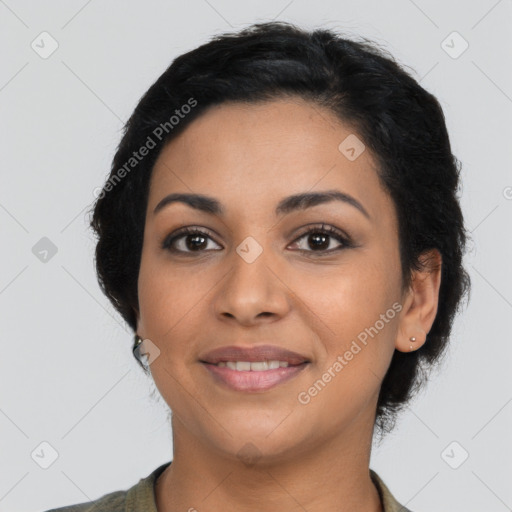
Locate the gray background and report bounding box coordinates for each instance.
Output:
[1,1,511,511]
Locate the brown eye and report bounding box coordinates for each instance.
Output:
[162,227,221,254]
[288,224,352,255]
[162,223,352,257]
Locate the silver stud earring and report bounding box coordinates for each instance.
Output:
[132,335,149,372]
[133,335,143,353]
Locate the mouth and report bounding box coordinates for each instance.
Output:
[198,344,310,392]
[200,361,309,392]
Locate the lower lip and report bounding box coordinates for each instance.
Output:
[201,362,309,392]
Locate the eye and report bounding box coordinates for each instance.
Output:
[288,223,352,255]
[162,223,353,256]
[161,227,221,254]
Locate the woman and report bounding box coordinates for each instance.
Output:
[47,20,471,512]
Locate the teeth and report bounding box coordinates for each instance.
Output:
[249,361,268,371]
[216,360,290,370]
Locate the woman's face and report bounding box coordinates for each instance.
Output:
[136,97,421,463]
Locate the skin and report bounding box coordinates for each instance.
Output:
[135,96,442,512]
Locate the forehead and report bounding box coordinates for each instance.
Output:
[148,97,392,223]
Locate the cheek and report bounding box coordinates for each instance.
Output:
[292,257,390,328]
[137,253,213,345]
[289,257,398,370]
[138,250,177,336]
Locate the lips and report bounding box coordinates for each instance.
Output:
[199,344,311,392]
[199,344,310,366]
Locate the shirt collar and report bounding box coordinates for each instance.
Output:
[127,462,412,512]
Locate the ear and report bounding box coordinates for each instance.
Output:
[396,249,442,353]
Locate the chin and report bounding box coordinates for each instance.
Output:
[206,420,309,464]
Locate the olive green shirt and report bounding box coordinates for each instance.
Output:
[45,461,413,512]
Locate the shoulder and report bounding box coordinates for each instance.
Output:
[42,461,172,512]
[43,489,126,512]
[370,469,415,512]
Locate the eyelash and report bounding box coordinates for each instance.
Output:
[161,223,353,257]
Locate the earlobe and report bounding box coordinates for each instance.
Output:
[395,249,442,353]
[396,320,427,353]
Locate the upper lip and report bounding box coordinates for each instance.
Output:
[199,344,310,365]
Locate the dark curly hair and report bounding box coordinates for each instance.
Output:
[88,21,471,438]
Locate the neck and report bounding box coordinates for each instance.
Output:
[155,412,382,512]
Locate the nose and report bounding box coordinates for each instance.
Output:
[212,245,291,327]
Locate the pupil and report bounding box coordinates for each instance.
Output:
[184,233,331,251]
[310,233,328,250]
[187,235,207,250]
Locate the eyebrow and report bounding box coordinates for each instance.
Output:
[153,190,371,220]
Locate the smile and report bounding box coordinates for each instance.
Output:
[215,360,290,370]
[201,361,309,392]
